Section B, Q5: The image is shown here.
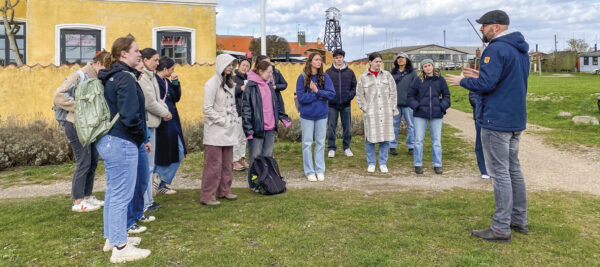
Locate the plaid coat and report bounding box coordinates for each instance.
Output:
[356,69,399,143]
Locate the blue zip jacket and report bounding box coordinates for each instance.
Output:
[407,75,451,119]
[296,73,336,120]
[460,31,530,132]
[325,63,357,107]
[98,61,148,146]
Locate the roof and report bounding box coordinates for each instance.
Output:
[449,46,484,55]
[216,35,254,53]
[377,44,469,55]
[288,42,325,56]
[580,51,600,57]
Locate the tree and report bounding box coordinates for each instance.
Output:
[566,38,589,53]
[1,0,23,66]
[249,35,289,58]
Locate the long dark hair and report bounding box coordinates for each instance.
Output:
[221,64,234,89]
[392,56,414,74]
[303,52,325,88]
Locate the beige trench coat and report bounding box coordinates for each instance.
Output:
[203,54,238,147]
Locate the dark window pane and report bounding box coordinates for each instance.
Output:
[81,35,97,46]
[65,34,81,46]
[66,46,81,59]
[82,46,95,59]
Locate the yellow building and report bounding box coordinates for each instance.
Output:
[1,0,217,66]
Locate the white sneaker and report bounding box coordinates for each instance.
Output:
[379,165,388,173]
[328,150,335,158]
[306,174,317,182]
[481,174,491,179]
[87,196,104,207]
[367,165,376,173]
[72,200,100,212]
[138,215,155,223]
[316,173,325,181]
[127,224,147,234]
[110,244,151,263]
[344,149,354,157]
[103,237,142,252]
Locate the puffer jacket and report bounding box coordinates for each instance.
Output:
[138,66,169,128]
[391,57,418,107]
[203,54,238,146]
[407,75,451,120]
[242,71,291,138]
[325,63,357,107]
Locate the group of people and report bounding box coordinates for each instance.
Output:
[51,9,529,263]
[53,35,186,263]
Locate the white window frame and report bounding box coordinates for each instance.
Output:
[152,26,196,64]
[55,24,106,65]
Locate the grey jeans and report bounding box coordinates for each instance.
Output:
[481,128,527,235]
[64,121,99,199]
[247,130,276,188]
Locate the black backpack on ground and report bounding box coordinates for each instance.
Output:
[250,156,286,195]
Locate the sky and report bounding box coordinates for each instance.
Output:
[216,0,600,61]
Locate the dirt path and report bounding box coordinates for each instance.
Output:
[1,108,599,199]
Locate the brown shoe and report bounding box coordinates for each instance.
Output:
[471,228,511,243]
[201,200,221,206]
[219,193,238,201]
[233,161,246,171]
[240,157,249,168]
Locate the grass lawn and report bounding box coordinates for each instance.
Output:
[1,125,476,187]
[448,71,600,149]
[1,189,599,266]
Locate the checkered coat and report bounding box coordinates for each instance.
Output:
[356,69,399,143]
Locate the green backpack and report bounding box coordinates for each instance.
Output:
[74,71,134,146]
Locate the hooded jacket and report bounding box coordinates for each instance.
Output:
[325,63,357,107]
[407,74,451,119]
[98,61,147,146]
[233,69,248,116]
[139,66,169,128]
[242,70,291,138]
[203,54,238,146]
[272,66,288,113]
[460,31,530,132]
[391,57,419,107]
[295,73,336,120]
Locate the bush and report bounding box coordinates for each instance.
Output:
[0,119,73,170]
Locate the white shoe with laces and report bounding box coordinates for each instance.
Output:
[379,165,389,173]
[87,196,104,207]
[344,149,354,157]
[110,244,151,263]
[72,199,100,212]
[306,174,317,182]
[481,174,491,179]
[328,150,335,158]
[316,173,325,181]
[103,237,142,252]
[367,165,376,173]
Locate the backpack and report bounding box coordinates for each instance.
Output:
[73,71,133,146]
[250,156,286,195]
[52,70,83,126]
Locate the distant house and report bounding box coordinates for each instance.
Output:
[216,35,254,57]
[216,32,324,61]
[579,50,600,73]
[362,44,470,70]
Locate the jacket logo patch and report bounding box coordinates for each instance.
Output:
[484,57,490,64]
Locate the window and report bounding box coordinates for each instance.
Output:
[584,57,589,65]
[593,57,598,66]
[60,29,101,65]
[157,31,191,64]
[0,22,26,66]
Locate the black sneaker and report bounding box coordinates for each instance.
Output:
[415,166,423,174]
[434,167,443,175]
[390,148,398,156]
[408,148,414,155]
[510,223,529,234]
[471,228,511,243]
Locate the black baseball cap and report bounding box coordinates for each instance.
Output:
[476,10,509,25]
[332,49,345,57]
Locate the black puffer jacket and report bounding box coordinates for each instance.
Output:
[233,69,247,116]
[272,67,288,113]
[391,57,419,107]
[242,80,291,138]
[407,75,451,120]
[325,63,357,107]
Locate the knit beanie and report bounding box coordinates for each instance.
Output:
[420,58,434,67]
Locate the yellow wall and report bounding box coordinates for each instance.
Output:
[0,63,370,124]
[23,0,216,65]
[13,0,27,19]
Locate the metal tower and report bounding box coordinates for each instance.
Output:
[323,7,342,52]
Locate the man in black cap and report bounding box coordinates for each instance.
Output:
[446,10,530,243]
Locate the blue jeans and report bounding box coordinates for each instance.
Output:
[413,117,443,167]
[390,106,415,150]
[97,135,137,246]
[143,128,156,210]
[475,122,488,175]
[327,106,352,151]
[481,128,527,235]
[127,144,149,229]
[300,118,327,175]
[365,140,389,166]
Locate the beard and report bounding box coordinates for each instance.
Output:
[481,29,494,43]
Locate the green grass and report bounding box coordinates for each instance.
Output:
[449,72,600,148]
[1,125,476,187]
[1,189,599,266]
